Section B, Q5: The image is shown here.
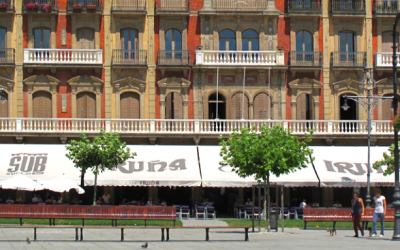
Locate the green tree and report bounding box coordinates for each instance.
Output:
[373,143,400,176]
[219,125,313,231]
[66,130,136,205]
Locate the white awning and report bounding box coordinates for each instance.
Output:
[198,146,319,187]
[0,145,201,187]
[311,146,394,188]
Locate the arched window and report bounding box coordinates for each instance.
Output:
[254,93,271,120]
[296,31,312,52]
[165,29,182,51]
[0,91,8,117]
[34,28,50,49]
[219,29,236,51]
[77,92,96,118]
[231,92,249,119]
[33,91,52,118]
[297,93,313,120]
[242,30,259,51]
[77,28,95,49]
[208,93,226,119]
[120,92,140,119]
[165,92,183,119]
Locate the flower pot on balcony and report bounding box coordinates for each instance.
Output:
[0,3,8,8]
[86,5,96,9]
[73,4,82,9]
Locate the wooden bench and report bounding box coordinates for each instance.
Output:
[0,204,176,226]
[0,225,250,242]
[303,208,395,229]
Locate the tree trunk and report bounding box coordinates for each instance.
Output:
[267,173,271,232]
[93,166,98,206]
[263,179,267,221]
[80,170,85,188]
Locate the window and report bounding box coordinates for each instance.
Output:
[165,92,183,119]
[77,28,95,49]
[296,31,313,52]
[219,29,236,51]
[254,93,271,120]
[208,93,226,119]
[297,93,313,120]
[340,94,357,120]
[121,29,138,60]
[33,91,52,118]
[339,32,355,62]
[0,28,5,48]
[77,92,96,118]
[231,92,249,119]
[165,29,182,51]
[242,30,258,51]
[382,31,399,52]
[34,28,50,49]
[0,91,7,118]
[120,92,140,119]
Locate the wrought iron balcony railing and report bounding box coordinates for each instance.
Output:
[158,50,190,66]
[212,0,266,11]
[155,0,189,12]
[23,0,58,12]
[0,0,14,11]
[290,51,322,67]
[112,50,147,65]
[331,52,366,67]
[196,50,285,66]
[374,0,400,14]
[0,48,15,64]
[331,0,365,14]
[68,0,103,12]
[287,0,322,14]
[375,52,400,67]
[24,49,103,65]
[111,0,146,12]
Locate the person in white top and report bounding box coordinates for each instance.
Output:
[300,199,307,208]
[372,189,386,237]
[102,192,111,204]
[146,198,153,206]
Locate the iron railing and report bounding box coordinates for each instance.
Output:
[158,50,190,65]
[212,0,266,11]
[331,0,365,14]
[0,48,15,64]
[287,0,322,13]
[331,52,366,67]
[68,0,103,11]
[155,0,189,12]
[23,0,58,12]
[374,0,400,14]
[112,50,147,65]
[0,0,14,11]
[111,0,146,12]
[290,51,322,66]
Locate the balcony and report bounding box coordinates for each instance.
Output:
[111,0,146,13]
[158,50,190,66]
[375,52,400,68]
[374,0,400,14]
[23,0,58,13]
[0,118,393,140]
[287,0,322,14]
[155,0,189,14]
[67,0,102,13]
[0,48,15,65]
[331,52,366,68]
[195,50,285,67]
[0,0,14,12]
[112,50,147,66]
[331,0,365,15]
[212,0,266,12]
[289,51,321,67]
[24,49,103,66]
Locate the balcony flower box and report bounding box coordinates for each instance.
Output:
[0,3,7,8]
[25,3,39,10]
[86,5,96,10]
[41,3,52,13]
[73,4,82,9]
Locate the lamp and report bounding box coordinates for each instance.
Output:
[341,97,350,111]
[197,46,203,50]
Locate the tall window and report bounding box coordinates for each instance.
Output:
[165,29,182,51]
[120,92,140,119]
[231,92,249,119]
[339,32,355,62]
[254,93,271,120]
[0,28,5,48]
[34,28,50,49]
[0,92,8,117]
[121,29,138,60]
[296,31,313,62]
[242,30,258,51]
[297,93,313,120]
[219,29,236,51]
[33,91,52,118]
[77,92,96,118]
[165,92,183,119]
[77,28,95,49]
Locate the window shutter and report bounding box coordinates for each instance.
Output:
[254,93,270,120]
[382,95,396,120]
[77,92,96,118]
[77,28,95,49]
[0,92,8,117]
[173,93,183,119]
[165,93,172,119]
[33,91,52,118]
[120,92,140,119]
[231,92,248,119]
[297,93,307,120]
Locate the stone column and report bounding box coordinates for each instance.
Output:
[291,101,297,120]
[148,0,156,119]
[366,0,373,68]
[322,0,331,120]
[104,0,112,119]
[15,0,24,118]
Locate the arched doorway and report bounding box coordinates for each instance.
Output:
[208,93,226,119]
[340,94,357,120]
[297,93,313,120]
[33,91,52,118]
[165,92,183,119]
[77,92,96,118]
[253,93,271,120]
[120,92,140,119]
[231,92,249,119]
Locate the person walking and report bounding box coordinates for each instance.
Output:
[351,192,364,237]
[372,189,386,237]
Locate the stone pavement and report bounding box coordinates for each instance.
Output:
[181,218,228,227]
[0,227,399,250]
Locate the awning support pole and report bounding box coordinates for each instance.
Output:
[281,186,284,232]
[252,186,255,232]
[258,186,261,231]
[276,187,279,232]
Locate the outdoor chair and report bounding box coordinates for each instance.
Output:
[206,206,216,220]
[173,205,182,220]
[244,206,253,219]
[296,208,304,220]
[246,207,263,220]
[289,207,296,219]
[181,205,190,219]
[195,205,206,220]
[280,207,290,219]
[238,206,246,218]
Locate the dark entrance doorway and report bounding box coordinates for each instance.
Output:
[340,95,357,120]
[208,93,226,119]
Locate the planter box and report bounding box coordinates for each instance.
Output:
[73,5,82,9]
[86,5,96,9]
[0,3,8,8]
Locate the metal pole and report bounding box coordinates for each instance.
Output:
[216,67,219,119]
[258,186,261,231]
[252,186,255,232]
[268,67,271,120]
[275,187,278,232]
[392,14,400,240]
[281,186,284,232]
[242,67,246,120]
[366,90,372,208]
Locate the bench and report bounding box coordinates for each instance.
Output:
[0,204,176,226]
[303,208,395,229]
[0,225,250,242]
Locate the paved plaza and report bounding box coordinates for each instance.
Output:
[0,225,398,250]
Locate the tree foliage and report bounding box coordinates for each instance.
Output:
[219,125,313,230]
[373,143,400,176]
[66,130,136,204]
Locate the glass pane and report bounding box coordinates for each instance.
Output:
[174,30,182,51]
[242,39,249,51]
[229,39,236,51]
[220,29,235,38]
[339,33,346,52]
[304,31,312,52]
[252,39,259,51]
[34,29,41,49]
[43,29,50,49]
[0,29,5,48]
[296,31,303,51]
[219,39,226,51]
[165,29,172,51]
[123,30,129,50]
[242,30,257,38]
[131,30,136,50]
[347,33,354,52]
